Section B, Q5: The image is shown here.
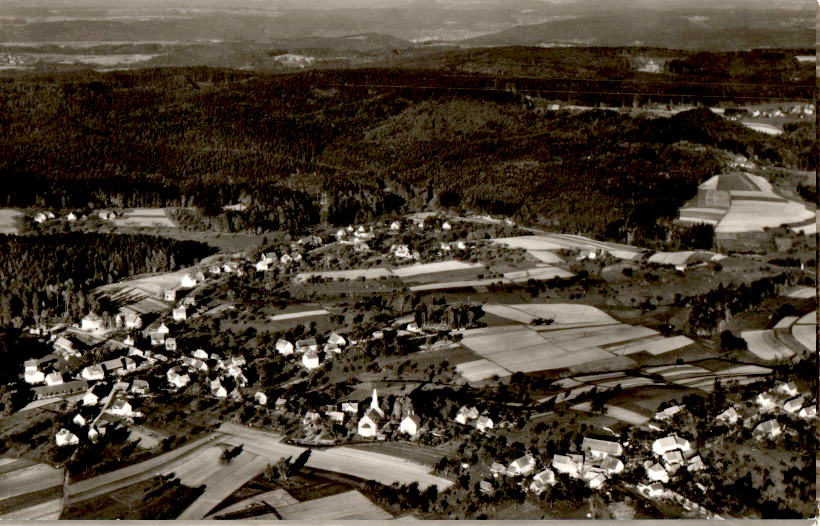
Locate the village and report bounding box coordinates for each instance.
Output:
[1,195,816,520]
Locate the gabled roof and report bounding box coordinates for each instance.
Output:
[582,437,623,456]
[402,414,421,425]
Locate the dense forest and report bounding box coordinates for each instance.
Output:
[0,56,814,241]
[0,233,214,328]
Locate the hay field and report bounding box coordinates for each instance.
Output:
[792,310,816,352]
[112,208,176,228]
[391,260,484,278]
[409,278,505,292]
[95,269,190,310]
[277,491,391,520]
[741,330,795,360]
[0,498,63,520]
[0,209,22,234]
[774,316,799,329]
[349,442,444,468]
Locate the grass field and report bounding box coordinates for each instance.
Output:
[741,330,795,360]
[112,208,176,228]
[391,260,485,278]
[570,402,651,425]
[0,460,63,519]
[0,209,23,234]
[348,442,445,467]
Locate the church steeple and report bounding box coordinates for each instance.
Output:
[370,388,384,417]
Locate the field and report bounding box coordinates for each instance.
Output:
[391,260,485,278]
[112,208,176,228]
[742,329,797,360]
[490,234,642,260]
[295,268,393,282]
[791,310,816,352]
[94,269,191,314]
[715,200,815,234]
[208,489,298,518]
[0,209,22,234]
[277,490,391,520]
[348,442,445,467]
[570,401,651,425]
[0,459,64,519]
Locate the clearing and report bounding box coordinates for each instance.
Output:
[0,209,23,234]
[112,208,176,228]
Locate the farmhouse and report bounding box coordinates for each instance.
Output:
[529,469,556,494]
[53,337,77,354]
[506,454,536,477]
[302,351,320,369]
[45,372,64,386]
[56,428,80,447]
[81,312,104,332]
[131,379,150,395]
[652,435,691,456]
[476,416,494,432]
[296,338,319,353]
[587,472,607,490]
[646,463,669,483]
[644,482,665,498]
[32,380,88,400]
[551,455,581,477]
[687,455,705,472]
[662,450,684,466]
[782,396,804,414]
[399,414,421,436]
[581,437,623,459]
[715,406,740,425]
[173,307,187,322]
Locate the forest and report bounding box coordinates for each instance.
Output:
[0,58,814,242]
[0,233,214,328]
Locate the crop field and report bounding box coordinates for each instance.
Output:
[715,199,815,234]
[401,266,489,285]
[295,268,393,282]
[349,442,445,467]
[484,303,616,325]
[208,489,298,519]
[0,209,22,234]
[455,359,511,382]
[0,497,63,520]
[409,278,506,292]
[391,260,485,278]
[0,459,64,519]
[95,269,191,311]
[791,310,816,351]
[503,266,574,282]
[0,461,63,502]
[277,490,392,520]
[570,401,651,425]
[716,172,761,191]
[774,316,800,329]
[112,208,176,228]
[741,330,796,360]
[527,250,564,264]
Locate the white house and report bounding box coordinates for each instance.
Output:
[131,379,150,395]
[164,289,177,302]
[662,450,684,466]
[581,437,623,459]
[587,472,607,490]
[165,337,177,352]
[341,402,359,413]
[646,463,669,482]
[45,372,64,386]
[193,349,209,360]
[55,428,79,447]
[73,413,87,427]
[180,273,197,289]
[323,343,341,354]
[34,212,47,224]
[645,482,665,498]
[654,404,684,421]
[390,244,412,259]
[489,463,507,478]
[529,469,556,494]
[82,389,99,406]
[357,408,382,438]
[24,369,45,384]
[601,457,624,475]
[753,419,782,439]
[774,381,798,397]
[756,392,778,411]
[326,411,345,423]
[783,396,804,414]
[687,455,705,472]
[276,339,295,356]
[798,405,816,419]
[302,351,320,369]
[455,406,479,425]
[399,414,421,436]
[652,435,691,456]
[255,260,270,272]
[440,242,452,252]
[173,307,187,322]
[296,338,319,353]
[108,398,133,417]
[280,254,293,265]
[551,455,581,477]
[157,323,170,336]
[715,406,740,425]
[66,212,78,222]
[390,221,401,231]
[81,312,104,332]
[327,332,346,347]
[87,427,100,442]
[506,454,536,477]
[441,221,452,230]
[211,380,228,399]
[81,365,105,381]
[476,416,494,432]
[254,392,268,406]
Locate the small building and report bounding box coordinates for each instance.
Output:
[157,323,170,336]
[211,380,228,399]
[529,469,556,494]
[390,244,412,259]
[774,381,799,397]
[652,435,691,456]
[441,221,452,230]
[662,450,684,466]
[172,307,187,322]
[45,372,64,386]
[551,455,580,477]
[254,392,268,405]
[255,260,270,272]
[645,482,665,498]
[455,406,480,425]
[390,221,401,231]
[326,411,345,423]
[66,212,77,222]
[715,406,739,425]
[654,404,684,421]
[783,396,804,414]
[164,338,177,352]
[192,349,209,360]
[302,351,320,369]
[756,392,778,411]
[280,254,293,265]
[798,405,816,419]
[479,480,495,496]
[81,365,105,381]
[55,428,79,447]
[295,338,319,354]
[581,437,623,459]
[489,462,507,478]
[753,419,782,439]
[72,413,87,427]
[327,332,346,347]
[34,212,47,224]
[476,416,494,432]
[164,289,177,302]
[506,454,536,477]
[82,389,100,406]
[399,414,421,436]
[276,339,295,356]
[587,472,606,490]
[341,402,359,414]
[180,273,197,289]
[687,455,705,472]
[108,398,133,417]
[149,331,165,346]
[81,312,104,332]
[646,463,669,483]
[323,342,342,354]
[601,457,624,475]
[131,379,150,395]
[24,369,45,384]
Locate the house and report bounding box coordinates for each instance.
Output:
[551,455,581,477]
[440,242,452,252]
[399,414,421,436]
[255,260,270,272]
[108,398,133,417]
[453,241,467,250]
[390,244,412,259]
[774,381,798,397]
[222,263,235,274]
[323,343,341,354]
[687,455,705,472]
[211,380,228,399]
[529,469,556,494]
[756,392,778,411]
[164,289,177,302]
[34,212,47,223]
[66,212,77,222]
[798,405,816,419]
[357,408,382,437]
[455,406,480,425]
[131,379,150,395]
[55,428,79,447]
[81,312,104,332]
[167,368,190,388]
[157,323,170,336]
[327,332,346,347]
[254,392,268,405]
[209,265,221,276]
[390,221,401,231]
[190,359,208,372]
[753,419,782,439]
[123,335,136,347]
[335,228,347,240]
[164,338,177,352]
[489,463,507,478]
[46,211,56,220]
[341,402,359,413]
[645,482,665,498]
[506,454,536,477]
[479,480,495,496]
[441,221,452,230]
[274,398,288,411]
[302,351,320,369]
[275,339,293,356]
[654,404,684,421]
[581,437,623,459]
[715,406,740,425]
[587,472,607,490]
[662,450,684,466]
[295,338,319,353]
[180,273,197,289]
[82,389,100,406]
[280,254,293,265]
[646,463,669,482]
[601,457,624,475]
[53,337,77,355]
[149,331,165,346]
[24,369,45,384]
[87,426,100,442]
[652,435,691,456]
[102,357,127,376]
[326,411,345,423]
[81,365,105,381]
[476,416,494,432]
[45,372,64,386]
[24,359,39,372]
[783,396,804,414]
[172,307,187,322]
[72,413,87,427]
